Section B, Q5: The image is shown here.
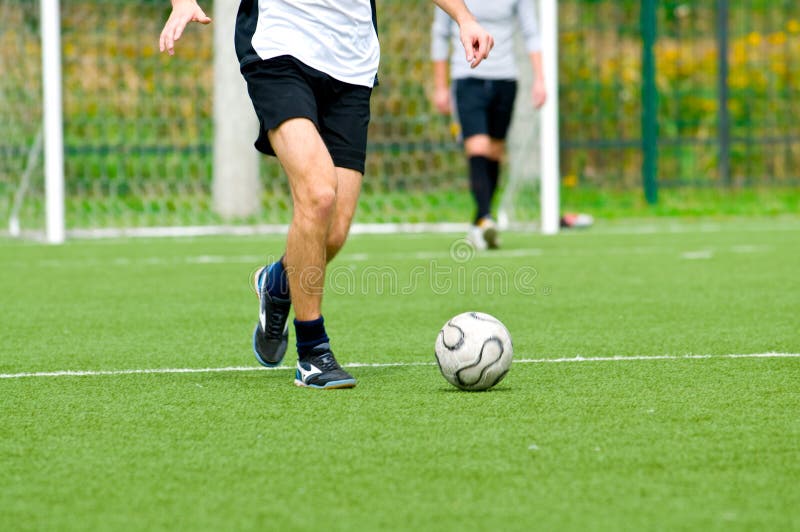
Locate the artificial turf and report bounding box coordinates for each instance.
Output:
[1,217,799,531]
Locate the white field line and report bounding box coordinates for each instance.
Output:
[1,353,798,380]
[681,250,714,260]
[5,218,799,241]
[27,243,771,269]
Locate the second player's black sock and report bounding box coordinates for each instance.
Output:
[469,156,493,223]
[487,159,500,201]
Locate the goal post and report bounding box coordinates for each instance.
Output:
[539,0,560,235]
[41,0,65,244]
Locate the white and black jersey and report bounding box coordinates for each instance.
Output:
[236,0,381,88]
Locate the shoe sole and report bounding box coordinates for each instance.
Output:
[294,378,357,389]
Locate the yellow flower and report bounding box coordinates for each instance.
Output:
[787,19,800,34]
[771,61,787,76]
[701,98,716,112]
[768,32,786,46]
[562,174,578,188]
[729,72,749,89]
[731,41,747,66]
[747,32,762,47]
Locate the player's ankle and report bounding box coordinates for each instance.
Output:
[295,316,329,359]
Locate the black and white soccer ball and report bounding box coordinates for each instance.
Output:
[434,312,513,391]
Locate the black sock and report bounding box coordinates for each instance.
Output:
[487,159,500,201]
[469,156,493,223]
[264,255,289,299]
[295,316,329,359]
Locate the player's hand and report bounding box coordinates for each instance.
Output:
[159,0,211,56]
[532,78,547,109]
[433,86,452,115]
[458,18,493,68]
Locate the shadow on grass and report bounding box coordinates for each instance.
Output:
[438,385,514,394]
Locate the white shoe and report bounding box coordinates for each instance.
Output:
[466,225,488,251]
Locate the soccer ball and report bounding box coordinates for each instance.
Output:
[434,312,513,391]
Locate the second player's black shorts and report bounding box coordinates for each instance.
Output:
[453,78,518,140]
[241,55,372,174]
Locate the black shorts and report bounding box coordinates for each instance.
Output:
[241,55,372,174]
[453,78,518,140]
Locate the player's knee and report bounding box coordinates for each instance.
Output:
[297,185,337,223]
[464,135,492,157]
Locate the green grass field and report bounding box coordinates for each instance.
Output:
[2,218,799,531]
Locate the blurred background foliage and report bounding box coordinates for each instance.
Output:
[559,0,800,189]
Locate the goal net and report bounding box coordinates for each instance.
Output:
[1,0,557,241]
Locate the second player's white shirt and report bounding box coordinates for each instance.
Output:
[250,0,381,88]
[431,0,541,80]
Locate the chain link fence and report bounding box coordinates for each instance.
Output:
[560,0,800,194]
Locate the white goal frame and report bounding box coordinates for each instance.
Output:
[538,0,560,235]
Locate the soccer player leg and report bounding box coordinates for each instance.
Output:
[327,167,363,261]
[291,169,362,389]
[455,78,497,249]
[473,80,517,249]
[318,81,371,262]
[268,118,356,389]
[484,79,518,204]
[243,57,317,367]
[268,117,336,324]
[486,139,505,200]
[253,256,291,367]
[464,134,499,249]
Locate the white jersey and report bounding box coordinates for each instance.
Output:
[236,0,380,88]
[431,0,541,80]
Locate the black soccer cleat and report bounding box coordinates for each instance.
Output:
[252,266,291,367]
[294,343,356,389]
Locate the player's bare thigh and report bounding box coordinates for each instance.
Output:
[267,118,361,259]
[267,118,338,213]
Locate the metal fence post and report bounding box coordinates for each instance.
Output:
[716,0,731,185]
[641,0,658,204]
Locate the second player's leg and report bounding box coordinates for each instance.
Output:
[464,134,505,203]
[486,138,506,199]
[463,134,502,249]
